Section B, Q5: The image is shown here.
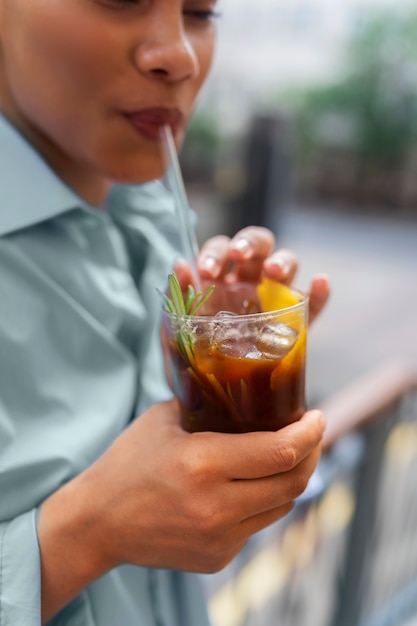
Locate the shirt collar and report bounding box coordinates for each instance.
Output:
[0,115,91,236]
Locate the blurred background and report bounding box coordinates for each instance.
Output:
[177,1,417,625]
[179,0,417,402]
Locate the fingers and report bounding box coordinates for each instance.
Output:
[189,410,325,482]
[197,235,231,280]
[240,501,296,537]
[230,439,323,520]
[217,440,322,545]
[233,409,324,480]
[179,227,299,289]
[308,274,330,325]
[174,417,323,570]
[228,227,275,262]
[263,248,299,285]
[196,227,275,282]
[174,233,329,326]
[228,227,275,281]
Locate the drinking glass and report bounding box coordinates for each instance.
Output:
[162,278,308,433]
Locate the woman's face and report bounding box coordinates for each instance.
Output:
[0,0,218,201]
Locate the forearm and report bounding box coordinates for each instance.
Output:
[37,472,112,624]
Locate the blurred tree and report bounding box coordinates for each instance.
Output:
[292,8,417,208]
[179,111,221,184]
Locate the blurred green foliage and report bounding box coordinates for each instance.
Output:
[180,111,221,182]
[294,8,417,166]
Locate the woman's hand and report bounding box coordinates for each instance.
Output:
[174,226,330,325]
[38,400,324,622]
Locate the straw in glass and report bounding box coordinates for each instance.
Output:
[160,124,201,292]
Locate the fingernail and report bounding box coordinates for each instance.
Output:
[200,256,220,277]
[232,238,251,258]
[267,256,290,276]
[312,410,326,430]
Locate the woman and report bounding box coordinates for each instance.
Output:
[0,1,329,625]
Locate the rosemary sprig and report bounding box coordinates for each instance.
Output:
[165,273,215,317]
[163,273,215,365]
[164,273,247,427]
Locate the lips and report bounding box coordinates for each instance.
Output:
[124,107,185,141]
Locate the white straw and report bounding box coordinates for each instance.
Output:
[160,125,201,291]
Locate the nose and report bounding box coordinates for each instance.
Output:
[133,17,200,82]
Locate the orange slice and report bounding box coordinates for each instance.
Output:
[256,277,301,312]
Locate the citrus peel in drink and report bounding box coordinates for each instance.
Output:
[256,277,301,312]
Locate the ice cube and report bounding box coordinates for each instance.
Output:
[256,323,298,359]
[213,320,260,358]
[244,349,264,360]
[214,324,248,357]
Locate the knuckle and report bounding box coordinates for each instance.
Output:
[182,490,224,537]
[194,501,223,534]
[188,506,235,562]
[181,446,213,485]
[271,440,298,469]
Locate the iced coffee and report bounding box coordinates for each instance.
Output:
[162,277,308,433]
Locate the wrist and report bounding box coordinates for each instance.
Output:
[37,470,115,621]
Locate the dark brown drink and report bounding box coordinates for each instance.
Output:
[163,281,307,433]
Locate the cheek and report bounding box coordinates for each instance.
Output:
[30,28,111,97]
[192,31,216,88]
[6,11,117,123]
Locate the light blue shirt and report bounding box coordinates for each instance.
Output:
[0,116,211,626]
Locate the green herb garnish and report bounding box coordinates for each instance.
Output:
[163,274,245,424]
[164,273,215,317]
[163,273,215,366]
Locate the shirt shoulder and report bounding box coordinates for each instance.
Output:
[0,115,88,236]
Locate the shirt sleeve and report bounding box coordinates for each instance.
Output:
[0,232,138,625]
[0,510,41,625]
[0,242,43,624]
